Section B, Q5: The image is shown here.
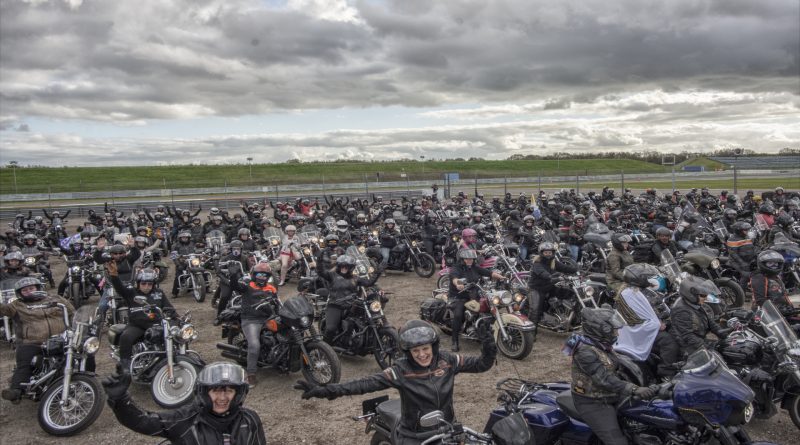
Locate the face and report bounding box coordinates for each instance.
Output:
[410,344,433,367]
[462,257,474,267]
[138,281,154,293]
[20,285,38,298]
[208,386,237,414]
[658,234,670,243]
[541,250,554,259]
[112,252,126,262]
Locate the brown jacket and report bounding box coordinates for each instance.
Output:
[0,294,75,345]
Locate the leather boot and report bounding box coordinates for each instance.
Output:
[451,337,460,352]
[247,374,257,388]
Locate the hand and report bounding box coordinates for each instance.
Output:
[105,261,118,276]
[102,372,131,401]
[633,385,656,400]
[293,380,335,400]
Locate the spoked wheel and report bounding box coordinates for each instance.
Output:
[788,394,800,430]
[192,274,206,303]
[715,279,745,311]
[495,325,534,360]
[436,273,450,289]
[374,327,403,369]
[150,359,200,408]
[413,253,436,278]
[38,375,104,436]
[302,341,341,385]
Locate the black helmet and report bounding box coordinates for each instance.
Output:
[336,254,356,276]
[238,228,251,238]
[776,213,794,228]
[324,234,339,247]
[523,215,535,223]
[581,305,626,345]
[756,250,784,275]
[611,233,632,251]
[14,277,47,301]
[723,209,737,220]
[229,240,243,256]
[538,242,556,256]
[655,227,672,238]
[384,218,396,226]
[399,319,439,354]
[759,202,775,214]
[731,221,752,234]
[22,233,37,244]
[136,268,158,284]
[195,362,249,414]
[679,276,720,305]
[178,231,192,241]
[622,263,661,288]
[251,261,272,286]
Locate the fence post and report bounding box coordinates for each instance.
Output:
[538,171,542,194]
[111,180,115,205]
[322,175,326,194]
[576,174,580,194]
[620,170,625,193]
[171,189,174,205]
[224,179,229,211]
[274,181,279,201]
[48,184,52,211]
[364,173,369,196]
[503,176,507,195]
[474,171,478,197]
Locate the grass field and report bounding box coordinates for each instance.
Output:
[676,156,727,171]
[0,159,670,194]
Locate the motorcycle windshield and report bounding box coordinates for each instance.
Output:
[264,228,283,246]
[587,222,610,234]
[757,300,799,349]
[72,304,97,328]
[206,230,225,251]
[278,295,314,320]
[713,220,729,243]
[346,245,372,278]
[771,233,800,256]
[660,250,682,281]
[542,230,560,244]
[298,229,320,246]
[1,279,18,304]
[755,214,769,232]
[324,217,337,232]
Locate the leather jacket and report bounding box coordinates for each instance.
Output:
[110,275,175,328]
[317,269,379,308]
[571,341,635,400]
[669,298,727,356]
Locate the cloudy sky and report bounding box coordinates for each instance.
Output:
[0,0,798,166]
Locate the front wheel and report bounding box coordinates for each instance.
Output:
[374,327,403,369]
[155,265,169,284]
[150,358,200,408]
[192,274,206,303]
[495,325,534,360]
[69,282,83,309]
[38,374,105,436]
[436,273,450,289]
[788,393,800,430]
[714,279,745,311]
[413,253,436,278]
[301,341,341,386]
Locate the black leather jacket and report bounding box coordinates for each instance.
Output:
[108,397,266,445]
[571,341,635,400]
[325,337,496,433]
[110,275,175,328]
[317,269,379,308]
[669,298,727,356]
[528,255,578,290]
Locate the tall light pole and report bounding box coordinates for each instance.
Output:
[420,155,425,176]
[8,161,18,193]
[732,148,742,195]
[247,157,253,182]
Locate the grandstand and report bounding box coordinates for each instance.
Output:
[710,156,800,170]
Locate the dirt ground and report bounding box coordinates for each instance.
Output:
[0,257,796,445]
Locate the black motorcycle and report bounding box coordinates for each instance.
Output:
[62,255,96,308]
[383,227,436,278]
[216,294,341,385]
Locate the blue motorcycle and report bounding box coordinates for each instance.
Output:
[485,350,778,445]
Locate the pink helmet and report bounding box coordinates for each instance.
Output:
[461,228,477,238]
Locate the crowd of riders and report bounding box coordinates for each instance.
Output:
[1,184,799,444]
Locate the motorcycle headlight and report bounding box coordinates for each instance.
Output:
[744,402,754,424]
[359,245,366,253]
[271,239,279,246]
[370,301,382,312]
[411,240,417,247]
[178,324,196,341]
[71,266,80,274]
[583,286,596,297]
[514,293,525,302]
[82,336,100,355]
[24,257,36,266]
[710,259,720,269]
[303,248,311,256]
[508,258,516,266]
[372,231,378,237]
[368,266,375,274]
[190,258,200,267]
[452,236,458,242]
[300,316,311,327]
[311,237,318,243]
[606,241,612,248]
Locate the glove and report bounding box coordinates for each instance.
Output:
[293,380,336,400]
[477,321,495,341]
[102,372,131,401]
[716,328,732,339]
[633,385,657,400]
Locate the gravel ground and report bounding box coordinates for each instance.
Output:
[0,257,795,445]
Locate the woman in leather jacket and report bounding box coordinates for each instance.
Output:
[317,254,382,344]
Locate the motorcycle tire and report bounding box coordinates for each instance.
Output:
[38,374,105,436]
[155,266,169,284]
[413,253,436,278]
[370,432,392,445]
[301,341,341,386]
[70,282,83,309]
[373,327,403,370]
[150,358,200,409]
[788,393,800,430]
[436,273,450,289]
[496,325,534,360]
[714,279,745,311]
[192,274,206,303]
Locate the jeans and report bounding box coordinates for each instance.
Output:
[10,344,40,390]
[519,245,529,261]
[380,247,391,267]
[241,319,263,375]
[450,299,467,340]
[568,244,581,262]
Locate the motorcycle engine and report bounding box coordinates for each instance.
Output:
[131,343,157,375]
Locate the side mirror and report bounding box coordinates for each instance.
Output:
[133,295,148,305]
[419,410,445,428]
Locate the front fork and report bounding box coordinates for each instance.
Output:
[60,331,76,405]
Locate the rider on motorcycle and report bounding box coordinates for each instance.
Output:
[212,240,250,316]
[527,242,579,337]
[102,361,266,444]
[295,319,496,445]
[569,306,656,445]
[650,227,678,265]
[315,234,342,272]
[605,233,633,293]
[170,231,199,298]
[750,250,799,328]
[1,277,75,404]
[669,276,730,357]
[517,215,538,261]
[378,219,401,270]
[107,262,175,374]
[567,214,587,261]
[448,248,505,352]
[727,222,759,290]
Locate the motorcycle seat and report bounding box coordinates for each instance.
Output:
[588,273,607,284]
[555,391,585,422]
[376,399,402,430]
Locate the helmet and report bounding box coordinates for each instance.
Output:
[573,214,586,222]
[523,215,535,223]
[776,187,785,193]
[509,210,520,219]
[34,216,43,224]
[252,261,272,285]
[284,225,297,232]
[4,251,23,265]
[756,250,784,275]
[655,227,672,238]
[109,244,126,254]
[237,228,251,238]
[461,228,477,238]
[336,220,349,232]
[22,233,37,244]
[356,213,366,222]
[135,268,158,284]
[195,362,249,414]
[336,254,356,276]
[457,248,478,260]
[723,209,737,220]
[134,236,148,247]
[399,319,439,352]
[538,242,556,257]
[776,213,794,228]
[324,234,339,247]
[759,202,775,214]
[622,263,662,288]
[581,305,626,345]
[210,207,221,215]
[178,231,191,240]
[14,277,46,301]
[731,222,752,234]
[611,233,632,251]
[679,276,720,305]
[384,218,396,226]
[136,226,149,234]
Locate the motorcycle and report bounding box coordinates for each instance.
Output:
[216,294,341,385]
[262,227,284,260]
[172,251,212,302]
[353,392,532,445]
[23,252,55,288]
[770,233,800,292]
[519,273,608,334]
[138,249,169,284]
[718,300,800,428]
[487,349,774,445]
[62,255,95,309]
[578,222,612,273]
[18,304,105,436]
[1,278,18,343]
[383,226,436,278]
[420,281,536,360]
[205,229,226,259]
[679,247,745,311]
[107,298,204,408]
